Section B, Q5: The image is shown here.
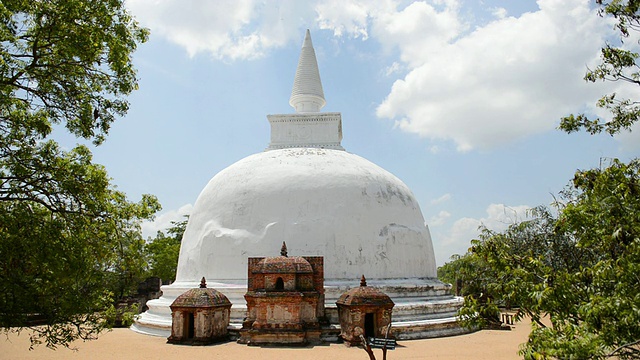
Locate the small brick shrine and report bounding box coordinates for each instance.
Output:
[238,242,324,345]
[336,275,395,346]
[167,277,231,345]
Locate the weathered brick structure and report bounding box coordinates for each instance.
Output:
[167,277,231,345]
[239,242,324,345]
[336,275,395,346]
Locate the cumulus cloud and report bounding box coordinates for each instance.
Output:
[141,204,193,239]
[430,193,451,205]
[433,203,532,265]
[428,210,451,226]
[315,0,373,39]
[126,0,314,59]
[371,1,465,67]
[492,7,508,19]
[376,0,616,151]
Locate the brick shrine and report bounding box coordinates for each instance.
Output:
[238,242,324,345]
[167,277,231,345]
[336,275,395,346]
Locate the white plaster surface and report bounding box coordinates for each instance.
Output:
[267,112,344,150]
[290,29,325,113]
[175,147,437,283]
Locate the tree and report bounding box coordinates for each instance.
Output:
[440,1,640,358]
[451,161,640,359]
[0,0,157,349]
[145,218,187,283]
[438,252,502,328]
[560,0,640,135]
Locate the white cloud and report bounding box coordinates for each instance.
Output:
[371,1,465,67]
[126,0,314,60]
[492,7,508,19]
[141,203,193,239]
[315,0,372,39]
[384,61,402,76]
[433,203,531,265]
[428,210,451,226]
[376,0,616,151]
[430,193,451,205]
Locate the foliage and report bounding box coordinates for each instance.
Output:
[438,252,503,327]
[439,252,494,298]
[451,160,640,359]
[559,0,640,135]
[103,302,140,328]
[0,0,149,145]
[144,218,187,283]
[0,0,155,349]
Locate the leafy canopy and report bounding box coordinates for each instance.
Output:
[0,0,157,349]
[445,160,640,359]
[145,218,187,283]
[560,0,640,135]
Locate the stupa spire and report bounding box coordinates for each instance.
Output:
[289,29,326,113]
[266,29,343,151]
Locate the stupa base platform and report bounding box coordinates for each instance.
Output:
[236,328,323,346]
[133,317,467,341]
[132,278,470,341]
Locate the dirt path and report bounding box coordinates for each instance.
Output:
[2,320,531,360]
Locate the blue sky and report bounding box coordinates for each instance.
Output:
[64,0,639,266]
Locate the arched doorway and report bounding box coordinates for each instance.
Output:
[275,277,284,290]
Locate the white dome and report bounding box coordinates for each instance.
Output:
[175,147,437,283]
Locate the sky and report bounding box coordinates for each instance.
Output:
[64,0,639,266]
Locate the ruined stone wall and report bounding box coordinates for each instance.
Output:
[304,256,324,293]
[247,257,264,291]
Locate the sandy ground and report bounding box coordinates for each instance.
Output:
[1,320,532,360]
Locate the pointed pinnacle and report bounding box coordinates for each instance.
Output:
[281,241,288,257]
[289,29,326,113]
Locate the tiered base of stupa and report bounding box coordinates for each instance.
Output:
[131,278,468,340]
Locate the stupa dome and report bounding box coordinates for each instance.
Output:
[175,147,436,283]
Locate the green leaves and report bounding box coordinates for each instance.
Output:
[0,0,148,145]
[144,219,187,283]
[440,160,640,359]
[0,0,155,349]
[559,1,640,136]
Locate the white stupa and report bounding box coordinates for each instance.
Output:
[133,30,464,339]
